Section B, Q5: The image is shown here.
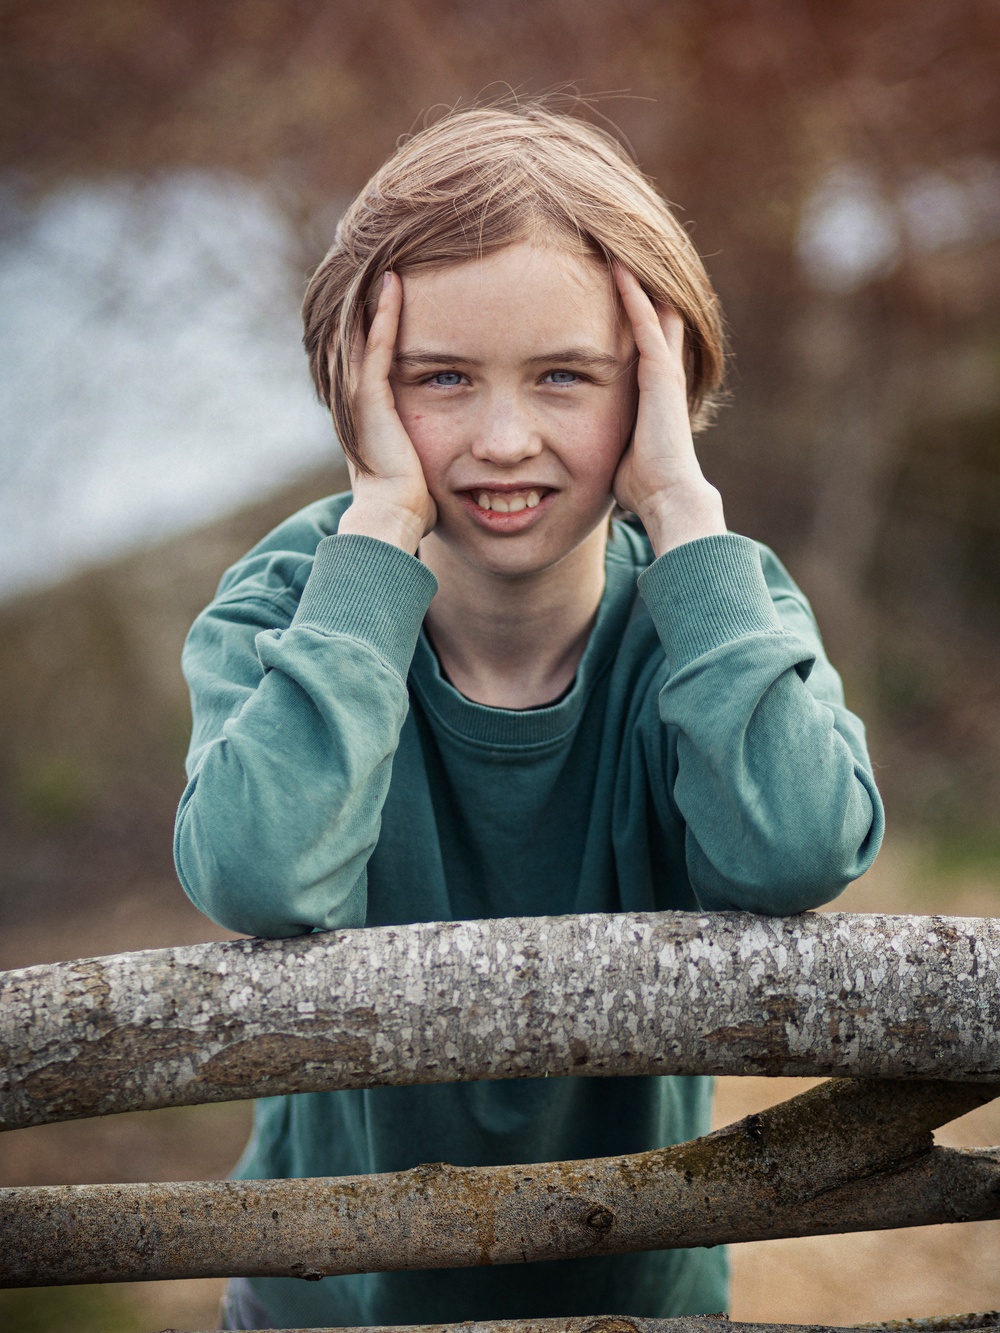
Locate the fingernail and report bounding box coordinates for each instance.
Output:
[383,272,392,288]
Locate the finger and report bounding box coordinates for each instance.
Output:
[348,315,365,388]
[657,306,685,363]
[612,262,671,365]
[357,271,402,396]
[341,277,394,391]
[614,265,688,402]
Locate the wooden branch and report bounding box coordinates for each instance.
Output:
[3,1078,997,1286]
[2,911,999,1132]
[177,1317,1000,1333]
[855,1317,1000,1332]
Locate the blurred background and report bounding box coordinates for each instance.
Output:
[1,1,999,1328]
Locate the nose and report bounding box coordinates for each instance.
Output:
[470,392,543,466]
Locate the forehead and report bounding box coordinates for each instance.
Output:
[396,242,627,357]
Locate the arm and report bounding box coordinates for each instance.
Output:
[174,535,437,937]
[639,535,883,914]
[176,272,440,937]
[613,265,882,913]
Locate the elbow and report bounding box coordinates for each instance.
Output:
[695,863,850,918]
[174,789,368,938]
[767,768,885,912]
[691,783,885,917]
[173,822,302,938]
[720,858,856,918]
[758,827,883,915]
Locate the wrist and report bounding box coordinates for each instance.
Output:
[338,496,429,554]
[635,480,727,558]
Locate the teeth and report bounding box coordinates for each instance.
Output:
[474,489,544,513]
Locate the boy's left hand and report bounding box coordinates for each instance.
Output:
[612,263,727,557]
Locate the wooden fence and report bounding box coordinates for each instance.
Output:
[1,909,999,1332]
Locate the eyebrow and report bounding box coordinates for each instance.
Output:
[527,348,624,372]
[393,347,624,371]
[393,351,482,368]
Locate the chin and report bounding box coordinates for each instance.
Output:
[476,535,597,581]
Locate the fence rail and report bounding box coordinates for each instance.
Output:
[166,1320,1000,1333]
[1,910,998,1330]
[3,910,999,1134]
[3,1077,999,1286]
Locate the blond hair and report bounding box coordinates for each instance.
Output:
[303,104,726,467]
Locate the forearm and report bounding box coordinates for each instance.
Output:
[640,535,884,913]
[674,674,881,914]
[175,534,437,936]
[175,645,405,935]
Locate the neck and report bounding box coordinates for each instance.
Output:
[419,526,608,709]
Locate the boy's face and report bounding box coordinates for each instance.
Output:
[389,241,638,580]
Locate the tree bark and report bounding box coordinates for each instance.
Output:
[169,1318,1000,1333]
[2,1078,997,1287]
[2,911,999,1133]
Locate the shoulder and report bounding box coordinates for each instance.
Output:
[754,541,812,608]
[612,523,829,690]
[182,494,353,665]
[210,491,353,613]
[752,540,823,642]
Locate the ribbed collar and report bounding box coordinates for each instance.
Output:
[409,531,646,749]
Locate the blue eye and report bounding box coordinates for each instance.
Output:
[430,371,464,386]
[546,370,579,385]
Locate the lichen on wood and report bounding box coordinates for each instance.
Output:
[2,910,999,1132]
[174,1317,1000,1333]
[2,1077,997,1287]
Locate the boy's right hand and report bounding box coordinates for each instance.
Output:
[336,272,437,554]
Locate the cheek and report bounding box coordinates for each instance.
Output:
[396,404,457,482]
[574,396,634,476]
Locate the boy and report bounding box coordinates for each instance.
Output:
[176,104,884,1328]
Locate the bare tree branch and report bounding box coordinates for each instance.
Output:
[160,1316,1000,1333]
[2,1078,997,1287]
[3,911,999,1133]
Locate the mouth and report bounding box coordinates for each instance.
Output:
[461,484,556,511]
[470,487,549,513]
[456,485,556,529]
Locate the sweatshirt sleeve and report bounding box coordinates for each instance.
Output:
[637,533,884,915]
[174,533,438,937]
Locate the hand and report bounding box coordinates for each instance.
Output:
[612,263,726,557]
[336,272,437,553]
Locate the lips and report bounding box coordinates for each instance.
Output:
[456,485,556,528]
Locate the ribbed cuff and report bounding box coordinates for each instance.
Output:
[637,534,783,669]
[291,533,438,679]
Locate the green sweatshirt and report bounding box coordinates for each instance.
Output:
[175,492,883,1327]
